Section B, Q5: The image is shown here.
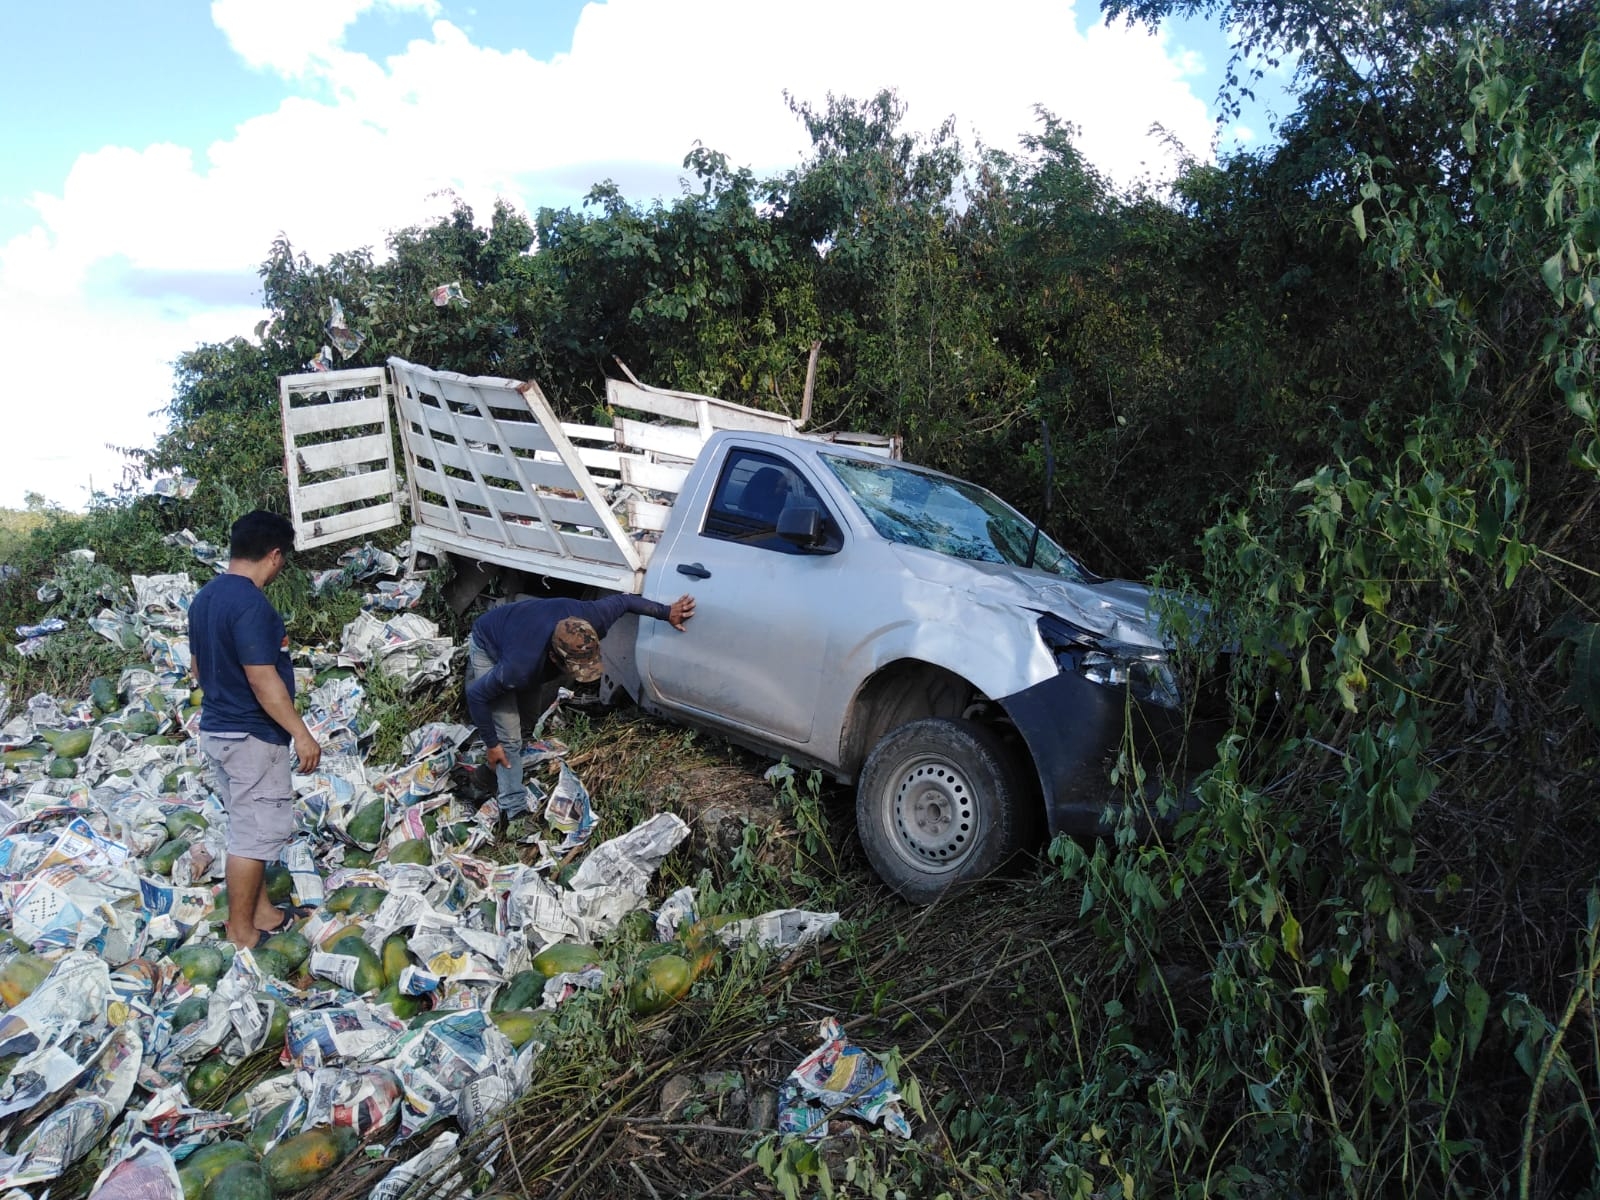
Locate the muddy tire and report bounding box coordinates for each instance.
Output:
[856,717,1029,904]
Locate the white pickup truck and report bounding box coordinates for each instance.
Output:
[280,358,1219,901]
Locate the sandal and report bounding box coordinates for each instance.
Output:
[260,905,310,935]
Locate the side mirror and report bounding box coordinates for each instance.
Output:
[776,503,825,548]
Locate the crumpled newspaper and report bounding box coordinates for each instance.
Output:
[327,298,365,359]
[340,611,455,689]
[160,530,225,572]
[86,1139,184,1200]
[387,1008,532,1140]
[149,475,198,501]
[777,1018,912,1141]
[311,543,401,597]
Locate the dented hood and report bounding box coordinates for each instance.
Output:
[889,545,1165,647]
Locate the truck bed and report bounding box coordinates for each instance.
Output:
[280,358,895,593]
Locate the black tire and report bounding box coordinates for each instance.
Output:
[856,717,1030,904]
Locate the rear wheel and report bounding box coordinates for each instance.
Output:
[856,717,1029,904]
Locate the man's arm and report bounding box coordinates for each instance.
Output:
[243,664,322,773]
[580,592,696,635]
[465,668,509,754]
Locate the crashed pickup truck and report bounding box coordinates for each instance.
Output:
[280,358,1222,902]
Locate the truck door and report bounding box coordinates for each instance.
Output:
[638,447,844,747]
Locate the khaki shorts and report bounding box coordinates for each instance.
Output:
[200,732,295,861]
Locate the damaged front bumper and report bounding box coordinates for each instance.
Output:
[999,662,1228,840]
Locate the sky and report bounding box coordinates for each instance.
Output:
[0,0,1290,512]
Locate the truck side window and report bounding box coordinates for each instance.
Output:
[703,450,835,552]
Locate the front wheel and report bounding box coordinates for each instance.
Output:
[856,717,1030,904]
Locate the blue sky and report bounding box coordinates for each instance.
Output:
[0,0,1289,511]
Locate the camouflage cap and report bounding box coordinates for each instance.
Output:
[551,617,603,683]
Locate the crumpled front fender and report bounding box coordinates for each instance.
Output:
[999,672,1219,838]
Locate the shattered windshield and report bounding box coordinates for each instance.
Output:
[820,455,1085,578]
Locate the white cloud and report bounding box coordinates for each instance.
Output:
[0,0,1220,510]
[212,0,441,76]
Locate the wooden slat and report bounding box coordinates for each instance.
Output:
[560,423,617,444]
[413,439,588,493]
[413,467,610,537]
[619,456,690,494]
[411,407,556,458]
[300,502,403,548]
[283,394,388,436]
[397,397,557,458]
[412,500,633,567]
[293,434,392,475]
[625,499,671,533]
[573,446,623,474]
[414,500,557,554]
[411,525,643,594]
[281,367,387,392]
[294,469,398,513]
[476,484,608,530]
[614,418,705,461]
[606,377,799,435]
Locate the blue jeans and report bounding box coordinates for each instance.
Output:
[466,634,532,817]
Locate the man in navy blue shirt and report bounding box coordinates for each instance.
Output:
[189,511,323,950]
[466,592,695,814]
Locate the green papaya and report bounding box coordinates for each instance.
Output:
[250,948,292,980]
[187,1054,232,1100]
[326,932,369,958]
[489,1008,553,1048]
[166,809,209,840]
[346,800,384,846]
[261,1126,358,1195]
[341,847,372,868]
[244,1101,290,1158]
[204,1160,272,1200]
[179,1140,257,1200]
[437,821,471,846]
[258,992,290,1045]
[375,981,424,1020]
[1,745,48,768]
[626,953,694,1016]
[387,837,432,866]
[532,943,601,977]
[125,710,161,736]
[0,952,52,1007]
[171,943,226,987]
[323,885,386,915]
[262,929,309,970]
[380,934,413,987]
[47,757,77,779]
[39,727,92,758]
[491,969,546,1013]
[89,676,118,714]
[322,936,384,994]
[263,864,293,905]
[147,838,188,876]
[172,995,210,1030]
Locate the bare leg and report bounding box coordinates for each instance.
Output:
[224,854,276,948]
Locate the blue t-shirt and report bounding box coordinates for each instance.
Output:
[466,593,668,749]
[189,574,295,745]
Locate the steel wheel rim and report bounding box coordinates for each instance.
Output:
[886,752,979,873]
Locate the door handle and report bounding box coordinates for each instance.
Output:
[677,562,711,579]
